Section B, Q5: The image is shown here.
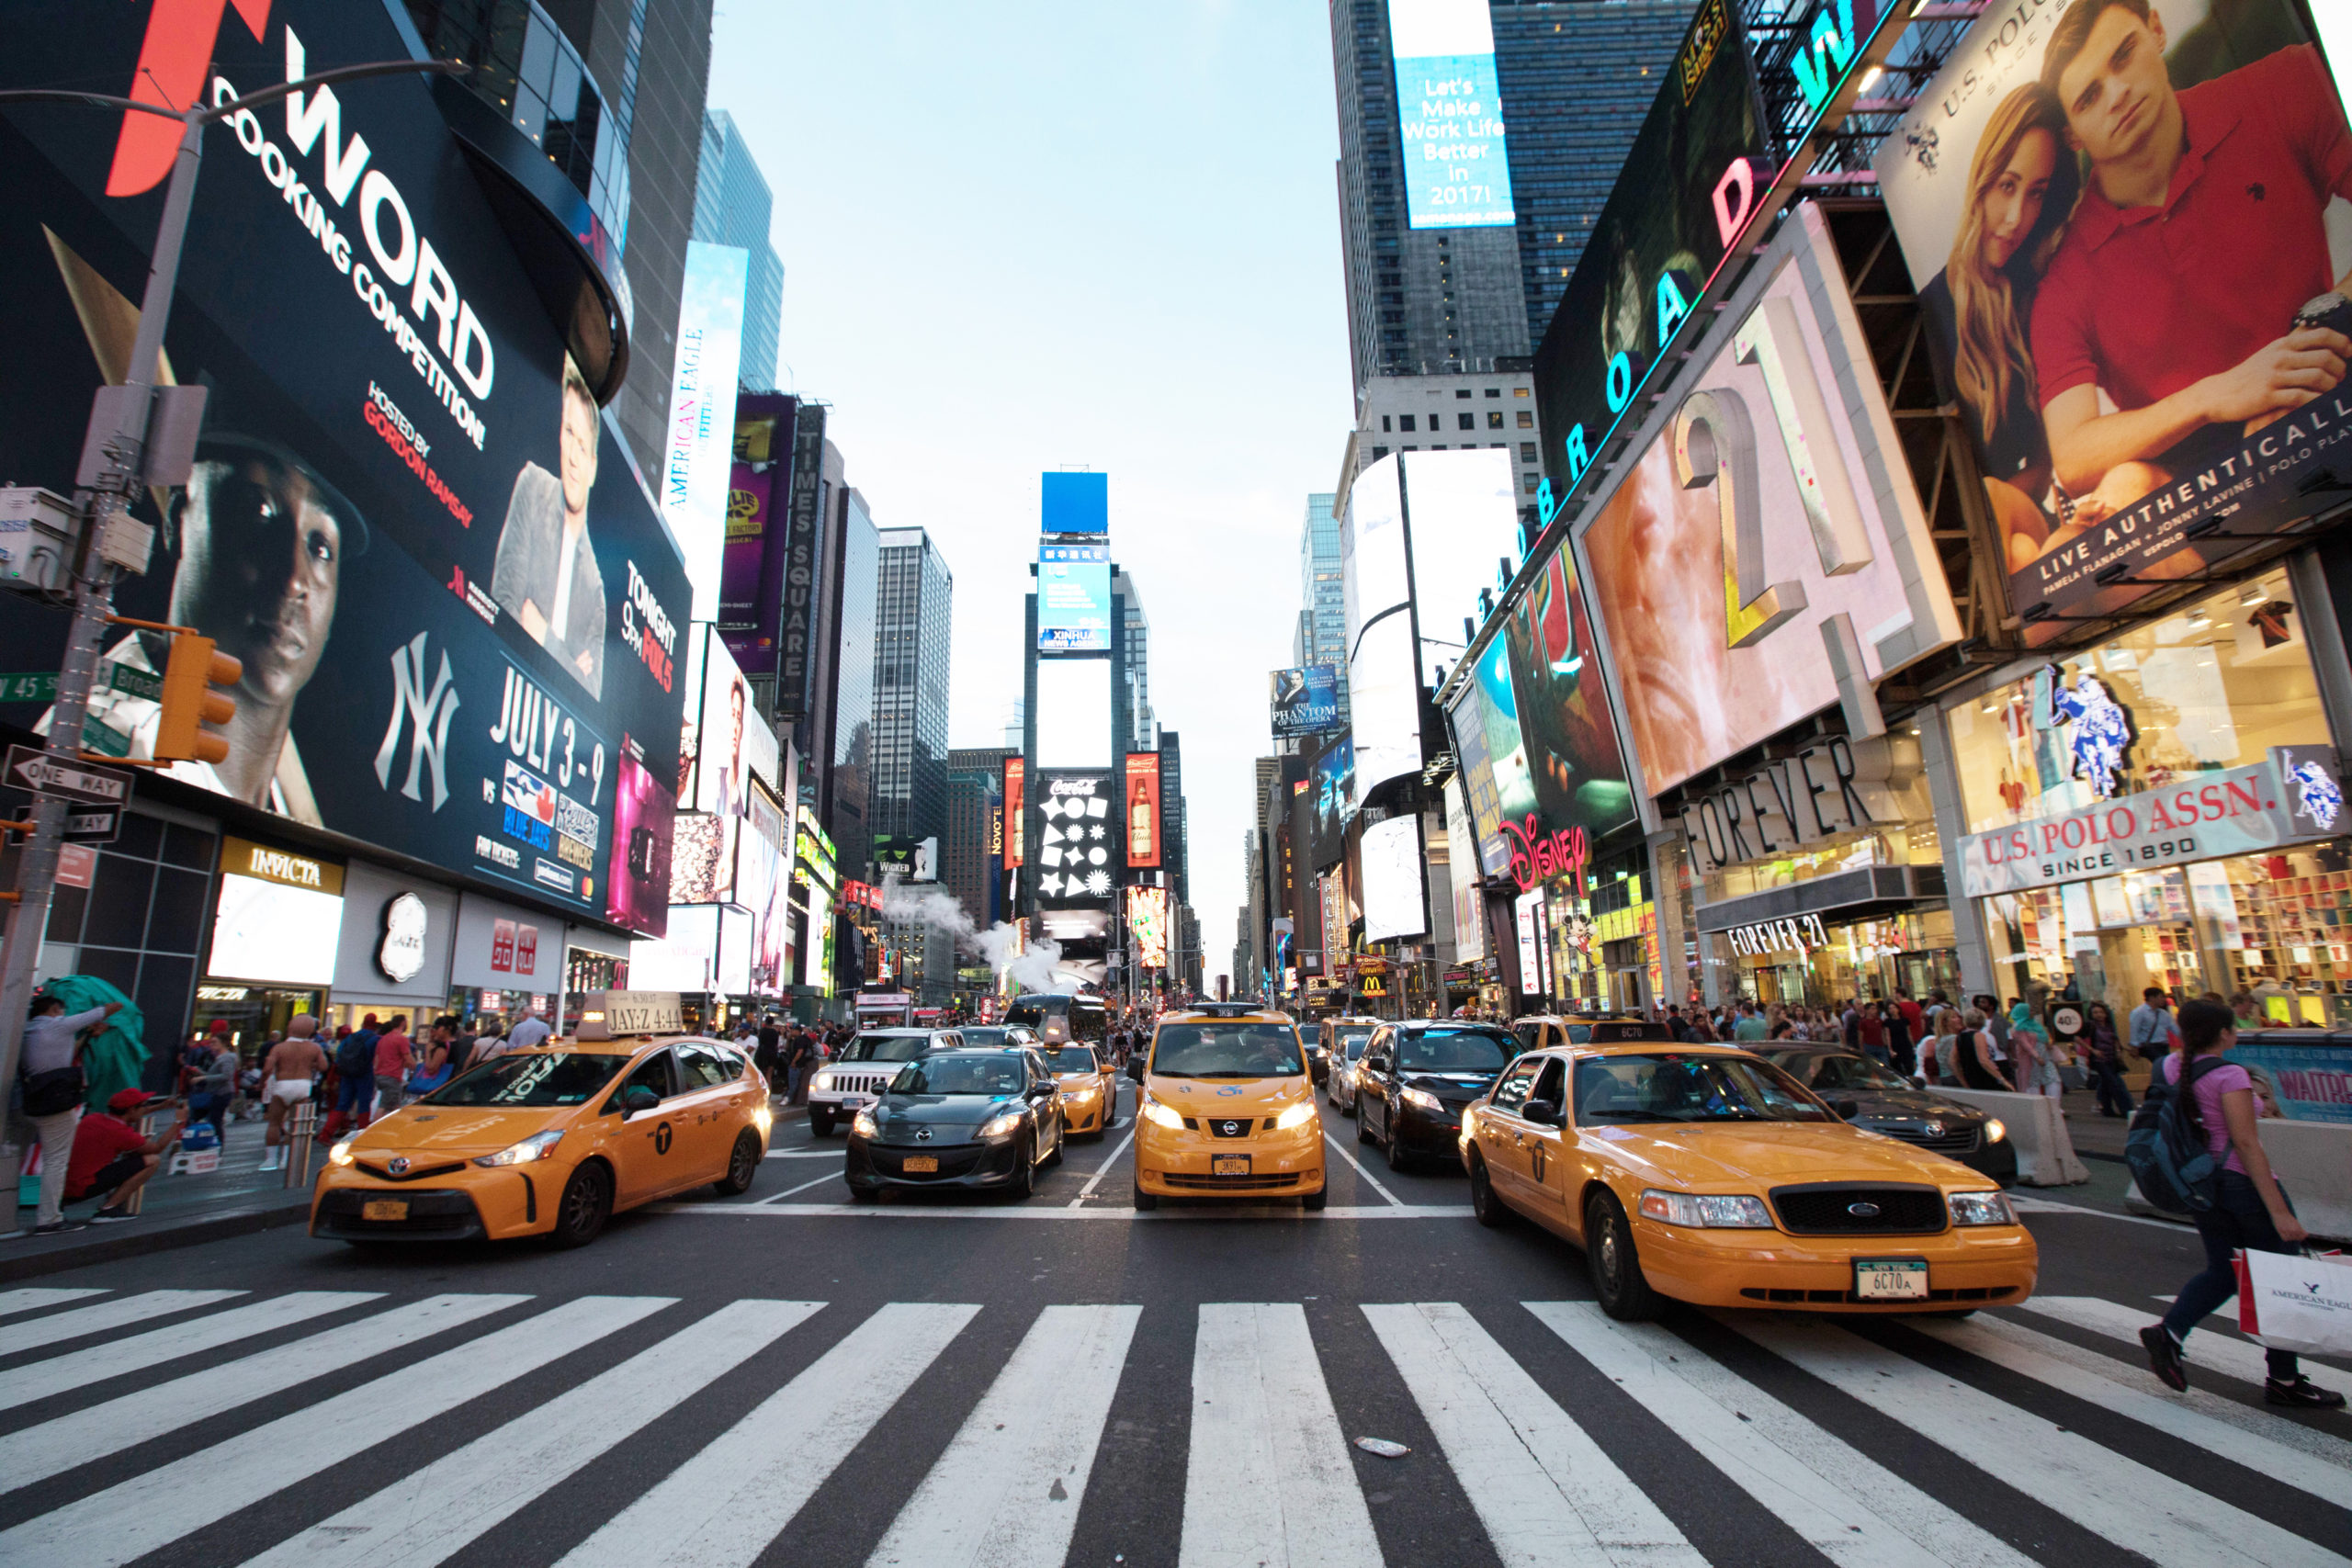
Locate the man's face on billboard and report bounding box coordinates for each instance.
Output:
[560,385,598,517]
[2056,6,2172,166]
[729,683,746,768]
[173,454,342,705]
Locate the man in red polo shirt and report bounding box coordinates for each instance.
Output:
[2030,0,2352,500]
[63,1090,187,1226]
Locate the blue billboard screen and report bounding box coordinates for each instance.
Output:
[1042,471,1108,535]
[1389,0,1515,229]
[1037,543,1112,652]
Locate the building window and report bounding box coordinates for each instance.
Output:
[1517,411,1534,428]
[1381,415,1392,432]
[1455,389,1472,400]
[1487,411,1504,429]
[1485,388,1501,398]
[1520,442,1538,461]
[1431,444,1446,451]
[1398,414,1415,433]
[1458,412,1476,431]
[1522,474,1540,493]
[1514,388,1530,398]
[1372,446,1389,459]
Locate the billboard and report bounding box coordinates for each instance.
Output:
[1037,542,1113,652]
[1124,751,1162,868]
[677,625,780,906]
[1036,658,1112,768]
[1445,644,1516,878]
[1003,756,1025,867]
[1342,457,1423,802]
[1444,778,1485,963]
[773,402,828,717]
[1361,814,1428,944]
[1531,0,1769,495]
[1270,664,1343,739]
[1308,733,1355,872]
[1042,470,1108,535]
[875,836,938,882]
[1388,0,1516,228]
[664,241,748,623]
[1127,885,1170,968]
[1499,533,1634,859]
[1402,449,1521,655]
[1872,0,2352,638]
[1581,204,1962,795]
[1032,769,1115,905]
[0,1,685,935]
[720,393,795,672]
[745,777,791,995]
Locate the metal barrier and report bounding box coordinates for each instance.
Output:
[284,1100,318,1189]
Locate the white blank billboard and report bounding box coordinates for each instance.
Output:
[1361,814,1428,944]
[209,874,345,986]
[1036,658,1112,768]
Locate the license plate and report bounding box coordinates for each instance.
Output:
[900,1156,938,1173]
[361,1200,409,1223]
[1213,1155,1250,1177]
[1854,1258,1928,1300]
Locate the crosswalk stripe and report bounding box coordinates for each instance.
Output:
[2015,1294,2308,1392]
[867,1303,1139,1568]
[0,1288,108,1321]
[0,1294,667,1568]
[1912,1314,2352,1506]
[0,1292,525,1493]
[0,1290,244,1355]
[1728,1315,2349,1568]
[1524,1303,2034,1568]
[1182,1303,1382,1568]
[0,1291,380,1416]
[239,1299,819,1568]
[556,1302,978,1568]
[1363,1302,1702,1568]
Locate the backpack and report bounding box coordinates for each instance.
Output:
[334,1032,376,1078]
[2125,1054,2229,1216]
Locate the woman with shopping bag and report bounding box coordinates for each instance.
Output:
[2139,998,2346,1409]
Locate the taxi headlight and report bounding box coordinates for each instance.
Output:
[1948,1190,2017,1226]
[1065,1082,1099,1100]
[851,1108,879,1139]
[1142,1099,1187,1131]
[1638,1189,1775,1228]
[473,1129,564,1168]
[1399,1087,1444,1112]
[1983,1118,2007,1145]
[1272,1101,1317,1131]
[978,1110,1024,1139]
[328,1139,356,1168]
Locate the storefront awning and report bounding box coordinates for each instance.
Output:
[1694,865,1947,935]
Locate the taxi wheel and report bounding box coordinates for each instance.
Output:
[1132,1178,1159,1211]
[549,1162,612,1249]
[713,1131,761,1196]
[1585,1190,1661,1321]
[1469,1156,1509,1228]
[1302,1184,1327,1212]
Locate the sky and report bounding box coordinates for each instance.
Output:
[707,1,1352,980]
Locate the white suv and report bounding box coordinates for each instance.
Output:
[807,1028,964,1135]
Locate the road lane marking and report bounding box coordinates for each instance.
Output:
[1,1295,671,1568]
[1069,1128,1136,1206]
[759,1169,847,1203]
[2013,1295,2301,1394]
[1727,1314,2344,1568]
[867,1304,1139,1568]
[0,1288,108,1321]
[0,1290,244,1356]
[1526,1303,2033,1568]
[1321,1132,1402,1207]
[0,1292,379,1415]
[656,1202,1473,1221]
[1911,1314,2352,1506]
[243,1300,816,1568]
[1364,1302,1702,1568]
[559,1303,976,1568]
[1183,1303,1382,1568]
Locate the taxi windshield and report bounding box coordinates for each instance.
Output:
[427,1052,625,1107]
[842,1033,932,1063]
[891,1056,1026,1096]
[1396,1028,1512,1074]
[1151,1023,1303,1077]
[1574,1054,1833,1125]
[1341,1032,1373,1061]
[1765,1051,1916,1092]
[1042,1045,1100,1074]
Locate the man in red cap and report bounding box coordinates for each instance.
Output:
[52,1090,187,1229]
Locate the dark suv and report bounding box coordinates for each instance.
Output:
[1352,1020,1517,1172]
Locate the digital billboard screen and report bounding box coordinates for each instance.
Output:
[1035,658,1112,768]
[1127,885,1170,968]
[679,626,780,906]
[1124,751,1162,868]
[1032,769,1115,905]
[1003,757,1025,867]
[1270,664,1342,739]
[665,241,747,622]
[1341,457,1421,803]
[0,0,685,936]
[1500,530,1634,849]
[1308,733,1355,873]
[1042,470,1108,535]
[1037,542,1112,652]
[720,393,795,673]
[1387,0,1516,229]
[1403,449,1521,676]
[1360,814,1428,944]
[1872,0,2352,638]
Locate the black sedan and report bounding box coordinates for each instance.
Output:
[844,1048,1065,1201]
[1760,1045,2018,1186]
[1353,1021,1517,1172]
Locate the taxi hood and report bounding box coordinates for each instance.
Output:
[1147,1074,1313,1116]
[353,1104,570,1155]
[1582,1120,1973,1187]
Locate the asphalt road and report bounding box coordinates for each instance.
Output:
[2,1084,2346,1568]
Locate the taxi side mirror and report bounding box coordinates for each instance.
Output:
[1523,1099,1562,1127]
[1125,1058,1145,1082]
[1310,1056,1330,1087]
[621,1086,661,1117]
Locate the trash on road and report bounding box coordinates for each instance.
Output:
[1353,1437,1410,1458]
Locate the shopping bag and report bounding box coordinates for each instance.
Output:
[2237,1247,2352,1356]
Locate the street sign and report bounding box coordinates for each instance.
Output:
[0,672,56,702]
[62,806,120,843]
[3,744,132,806]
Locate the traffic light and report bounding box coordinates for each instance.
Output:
[153,632,240,764]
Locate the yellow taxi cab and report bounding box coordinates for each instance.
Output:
[1037,1039,1119,1138]
[311,1033,772,1248]
[1460,1041,2036,1319]
[1128,1004,1328,1210]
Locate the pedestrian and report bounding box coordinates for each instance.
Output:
[258,1017,327,1172]
[470,1018,511,1064]
[61,1089,187,1225]
[787,1029,819,1104]
[1930,1009,1961,1085]
[371,1016,414,1112]
[1882,1001,1912,1079]
[2141,999,2345,1409]
[1953,1009,2014,1090]
[407,1022,456,1099]
[11,992,124,1237]
[189,1027,235,1145]
[333,1015,379,1128]
[507,1008,554,1051]
[1732,1002,1767,1042]
[1894,988,1926,1044]
[753,1015,781,1091]
[2009,1001,2061,1099]
[2084,1000,2133,1117]
[2128,986,2180,1063]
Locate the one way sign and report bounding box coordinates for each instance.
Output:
[4,744,132,807]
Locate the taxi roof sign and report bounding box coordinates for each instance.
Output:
[574,990,683,1040]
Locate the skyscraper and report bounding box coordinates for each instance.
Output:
[692,109,786,391]
[1296,493,1349,723]
[873,528,956,1003]
[1114,569,1154,751]
[945,748,1017,932]
[1329,0,1695,394]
